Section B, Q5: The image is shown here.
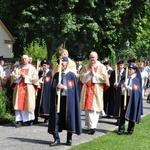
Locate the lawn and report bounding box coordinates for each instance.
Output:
[71,114,150,150]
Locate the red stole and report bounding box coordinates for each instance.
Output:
[84,66,98,110]
[17,68,29,110]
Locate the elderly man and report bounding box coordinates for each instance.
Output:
[11,54,39,127]
[80,51,110,134]
[52,45,76,76]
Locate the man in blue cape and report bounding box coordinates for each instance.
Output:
[118,63,142,135]
[48,57,82,146]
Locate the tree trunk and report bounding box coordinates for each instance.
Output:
[46,39,55,62]
[76,42,85,58]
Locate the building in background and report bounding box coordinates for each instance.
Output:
[0,20,15,58]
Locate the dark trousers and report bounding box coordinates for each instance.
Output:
[118,95,135,132]
[52,96,72,141]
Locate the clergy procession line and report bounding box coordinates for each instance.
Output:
[1,45,149,147]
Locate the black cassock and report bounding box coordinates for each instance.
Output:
[103,69,113,116]
[108,69,126,117]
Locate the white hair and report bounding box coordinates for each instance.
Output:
[89,51,98,59]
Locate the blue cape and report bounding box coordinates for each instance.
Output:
[48,71,82,135]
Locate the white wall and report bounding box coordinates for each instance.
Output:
[0,25,13,58]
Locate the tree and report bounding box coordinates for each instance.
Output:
[0,0,149,62]
[132,1,150,60]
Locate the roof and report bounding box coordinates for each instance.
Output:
[0,20,15,43]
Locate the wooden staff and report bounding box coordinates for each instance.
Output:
[38,72,46,115]
[57,57,62,113]
[56,44,64,113]
[36,59,40,72]
[115,65,118,83]
[124,66,128,110]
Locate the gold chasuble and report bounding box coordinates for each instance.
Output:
[80,61,110,112]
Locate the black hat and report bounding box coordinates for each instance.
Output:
[62,57,69,62]
[117,60,124,65]
[40,60,50,66]
[76,56,83,61]
[128,63,137,70]
[128,58,136,64]
[103,61,109,65]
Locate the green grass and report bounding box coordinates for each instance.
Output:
[71,114,150,150]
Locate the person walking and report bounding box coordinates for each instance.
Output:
[11,54,39,127]
[138,62,148,99]
[52,45,77,76]
[118,64,142,135]
[48,57,82,146]
[34,60,52,123]
[76,56,83,75]
[0,60,5,90]
[103,60,113,117]
[110,60,126,125]
[80,51,110,134]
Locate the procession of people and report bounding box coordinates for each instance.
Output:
[0,46,150,147]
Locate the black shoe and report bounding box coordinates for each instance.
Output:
[117,130,124,135]
[115,119,120,126]
[50,140,60,146]
[14,121,23,127]
[66,139,72,146]
[27,121,33,126]
[33,119,38,124]
[106,115,111,118]
[127,131,133,135]
[88,129,95,135]
[44,119,49,124]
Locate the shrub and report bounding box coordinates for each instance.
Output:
[0,91,6,119]
[0,90,14,124]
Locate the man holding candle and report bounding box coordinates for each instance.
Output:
[48,57,82,146]
[117,64,142,135]
[112,60,126,117]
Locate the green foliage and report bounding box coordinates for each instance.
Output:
[51,53,58,63]
[110,49,116,67]
[23,40,47,61]
[0,113,15,124]
[118,49,136,63]
[132,2,150,60]
[0,0,149,61]
[0,91,6,119]
[0,90,14,124]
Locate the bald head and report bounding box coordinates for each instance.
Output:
[0,60,4,66]
[22,54,29,59]
[62,49,69,57]
[89,51,98,59]
[89,51,98,65]
[22,54,29,65]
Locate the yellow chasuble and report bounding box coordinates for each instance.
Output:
[80,61,110,112]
